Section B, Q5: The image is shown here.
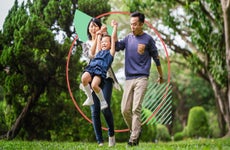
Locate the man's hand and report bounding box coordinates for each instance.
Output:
[157,77,164,84]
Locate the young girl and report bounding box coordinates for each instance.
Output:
[81,20,118,110]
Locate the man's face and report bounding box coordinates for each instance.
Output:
[130,17,143,36]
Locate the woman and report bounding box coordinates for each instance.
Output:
[81,18,119,147]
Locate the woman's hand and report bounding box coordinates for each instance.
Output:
[96,30,102,35]
[101,25,107,35]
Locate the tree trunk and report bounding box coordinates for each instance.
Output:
[6,98,33,140]
[221,0,230,137]
[6,86,44,140]
[208,71,230,137]
[216,98,227,136]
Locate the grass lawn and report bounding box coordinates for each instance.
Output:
[0,138,230,150]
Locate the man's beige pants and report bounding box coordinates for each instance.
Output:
[121,77,148,142]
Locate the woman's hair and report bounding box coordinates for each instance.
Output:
[87,18,102,40]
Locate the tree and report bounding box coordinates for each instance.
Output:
[170,55,215,133]
[121,0,230,136]
[0,0,80,140]
[78,0,111,17]
[221,0,230,137]
[0,0,115,141]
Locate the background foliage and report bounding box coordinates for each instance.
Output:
[0,0,228,142]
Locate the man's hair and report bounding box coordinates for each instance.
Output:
[130,11,145,23]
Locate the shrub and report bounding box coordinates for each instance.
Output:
[140,108,157,142]
[174,131,184,141]
[187,106,210,138]
[0,101,8,134]
[156,124,171,142]
[141,123,157,142]
[207,111,221,138]
[182,126,189,138]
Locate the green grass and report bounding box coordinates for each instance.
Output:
[0,138,230,150]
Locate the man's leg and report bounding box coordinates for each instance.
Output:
[121,79,134,130]
[130,77,148,144]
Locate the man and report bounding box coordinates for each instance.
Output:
[116,12,164,146]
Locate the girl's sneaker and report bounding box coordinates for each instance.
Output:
[82,98,94,106]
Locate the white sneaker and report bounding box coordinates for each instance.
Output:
[100,100,108,110]
[82,97,94,106]
[109,136,115,147]
[79,83,84,90]
[98,143,104,146]
[79,83,93,93]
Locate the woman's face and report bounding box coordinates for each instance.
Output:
[89,22,100,36]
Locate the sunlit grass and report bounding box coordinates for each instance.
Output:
[0,138,230,150]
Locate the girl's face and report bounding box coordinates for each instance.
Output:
[89,22,100,36]
[101,36,111,50]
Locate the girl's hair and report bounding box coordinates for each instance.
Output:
[87,18,102,40]
[101,34,111,42]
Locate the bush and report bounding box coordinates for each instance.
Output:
[0,101,8,134]
[156,124,171,142]
[182,126,189,138]
[140,108,157,142]
[141,123,157,142]
[174,131,184,141]
[207,111,221,138]
[187,106,210,138]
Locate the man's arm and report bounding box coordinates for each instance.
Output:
[156,65,164,83]
[150,38,164,83]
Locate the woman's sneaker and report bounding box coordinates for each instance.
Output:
[109,136,115,147]
[98,142,104,146]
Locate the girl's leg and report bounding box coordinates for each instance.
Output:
[91,76,108,110]
[81,72,92,86]
[81,72,94,106]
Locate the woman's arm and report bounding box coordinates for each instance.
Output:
[95,30,102,54]
[89,36,98,58]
